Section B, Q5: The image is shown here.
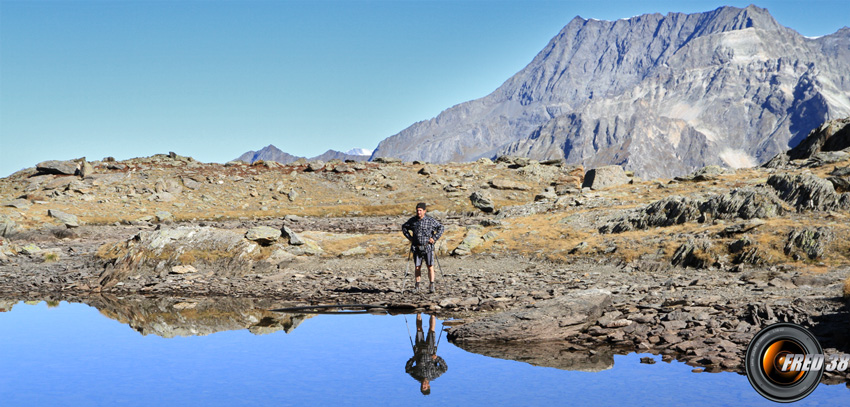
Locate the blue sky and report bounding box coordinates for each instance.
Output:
[2,0,848,177]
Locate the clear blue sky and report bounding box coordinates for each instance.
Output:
[2,0,848,177]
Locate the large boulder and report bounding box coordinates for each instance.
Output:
[281,225,304,246]
[488,179,530,190]
[245,226,281,246]
[699,187,786,219]
[447,290,611,342]
[582,166,629,190]
[469,191,495,213]
[36,160,78,175]
[48,209,80,228]
[97,226,261,287]
[767,173,850,211]
[0,215,15,237]
[600,196,701,233]
[787,117,850,160]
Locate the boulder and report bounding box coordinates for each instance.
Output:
[373,157,401,164]
[784,227,834,260]
[699,187,786,219]
[787,117,850,160]
[36,160,78,175]
[2,199,31,210]
[97,226,261,287]
[155,211,174,223]
[281,225,304,245]
[582,166,630,190]
[600,196,700,233]
[48,209,80,228]
[79,160,94,178]
[451,226,484,256]
[447,290,612,342]
[469,191,495,213]
[306,161,325,172]
[767,173,849,211]
[246,226,281,245]
[0,215,15,237]
[488,179,530,191]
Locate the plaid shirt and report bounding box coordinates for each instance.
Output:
[402,215,444,247]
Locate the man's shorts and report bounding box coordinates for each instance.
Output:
[413,245,434,267]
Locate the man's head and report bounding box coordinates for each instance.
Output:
[420,379,431,395]
[416,202,427,219]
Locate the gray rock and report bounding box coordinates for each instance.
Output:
[0,215,15,237]
[447,289,612,342]
[488,179,530,190]
[451,226,484,256]
[281,225,304,246]
[79,161,94,178]
[582,166,630,190]
[3,199,32,210]
[699,187,786,219]
[155,211,174,223]
[469,191,495,213]
[784,227,833,260]
[373,157,401,164]
[36,160,78,175]
[306,161,325,172]
[48,209,79,228]
[245,226,281,246]
[767,173,849,211]
[786,117,850,160]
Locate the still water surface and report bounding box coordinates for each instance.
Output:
[0,300,846,406]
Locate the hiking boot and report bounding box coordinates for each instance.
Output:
[429,283,435,293]
[414,282,420,292]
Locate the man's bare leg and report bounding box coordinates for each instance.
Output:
[414,266,422,291]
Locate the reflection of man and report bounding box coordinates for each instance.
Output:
[401,202,444,293]
[405,313,447,395]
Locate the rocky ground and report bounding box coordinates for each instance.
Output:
[2,118,850,384]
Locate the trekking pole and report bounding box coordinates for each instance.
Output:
[401,247,412,293]
[403,314,415,351]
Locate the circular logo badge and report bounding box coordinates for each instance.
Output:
[745,323,823,403]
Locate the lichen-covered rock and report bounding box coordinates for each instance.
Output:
[767,173,849,211]
[281,225,303,246]
[600,196,700,233]
[699,187,785,219]
[784,227,834,260]
[0,215,15,237]
[452,226,484,256]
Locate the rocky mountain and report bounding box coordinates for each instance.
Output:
[235,145,369,164]
[370,5,850,178]
[235,145,301,164]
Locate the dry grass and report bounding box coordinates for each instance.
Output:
[845,277,850,300]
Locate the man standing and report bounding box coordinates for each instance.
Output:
[402,202,444,293]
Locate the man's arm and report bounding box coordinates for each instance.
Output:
[431,219,444,242]
[401,218,414,241]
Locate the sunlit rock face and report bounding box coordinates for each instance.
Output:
[371,5,850,179]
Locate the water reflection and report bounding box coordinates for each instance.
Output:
[405,313,448,395]
[1,295,311,338]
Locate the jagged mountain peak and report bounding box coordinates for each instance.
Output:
[371,5,850,178]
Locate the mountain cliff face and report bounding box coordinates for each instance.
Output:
[370,5,850,178]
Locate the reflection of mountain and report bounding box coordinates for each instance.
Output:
[453,340,615,372]
[81,295,311,338]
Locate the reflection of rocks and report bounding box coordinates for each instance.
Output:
[447,290,611,342]
[82,295,311,338]
[454,341,614,372]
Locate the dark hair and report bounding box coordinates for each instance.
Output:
[416,202,427,210]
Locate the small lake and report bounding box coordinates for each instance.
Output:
[0,299,846,406]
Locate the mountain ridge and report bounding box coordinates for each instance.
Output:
[369,5,850,178]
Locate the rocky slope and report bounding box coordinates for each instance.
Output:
[371,5,850,179]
